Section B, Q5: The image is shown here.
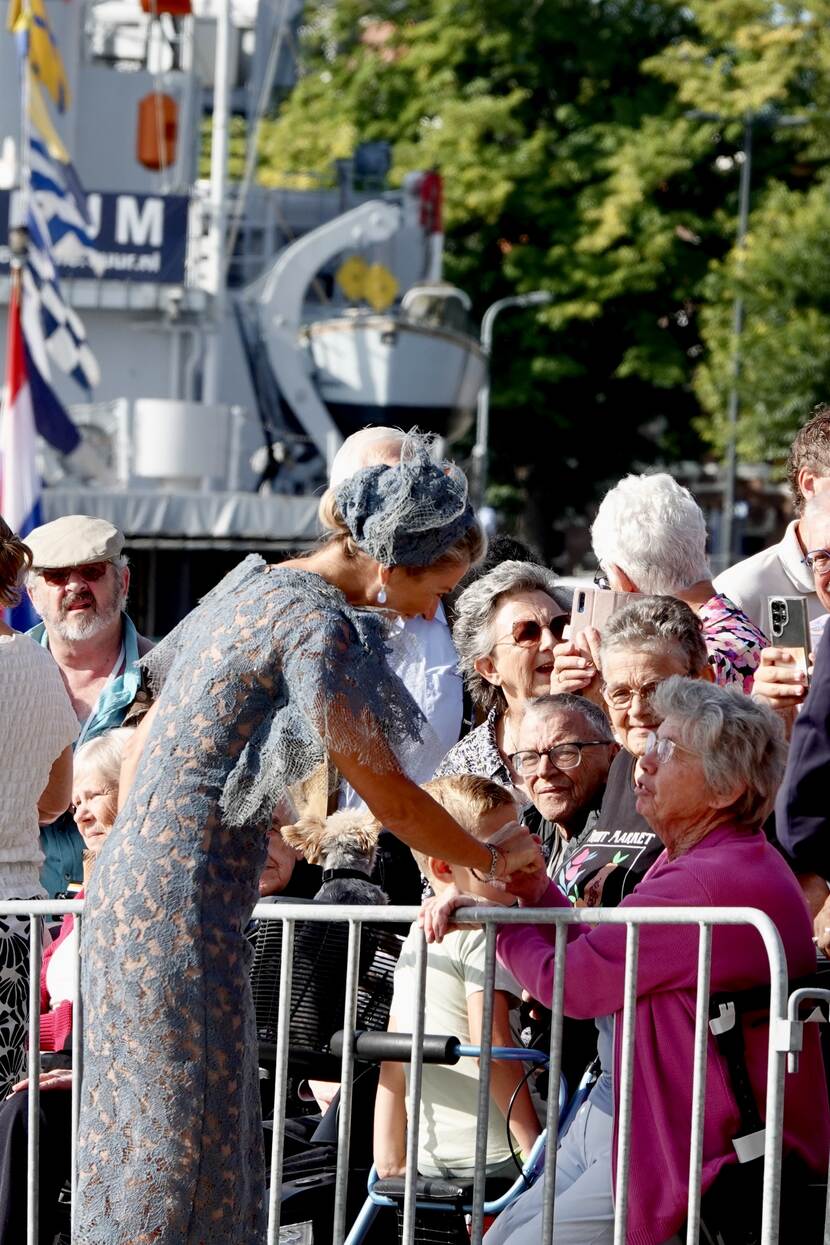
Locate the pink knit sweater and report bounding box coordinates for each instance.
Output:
[39,896,82,1053]
[496,823,829,1245]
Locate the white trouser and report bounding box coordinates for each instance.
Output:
[482,1098,685,1245]
[484,1098,614,1245]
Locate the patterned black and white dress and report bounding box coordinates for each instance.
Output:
[76,559,423,1244]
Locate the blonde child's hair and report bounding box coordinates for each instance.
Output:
[413,774,519,879]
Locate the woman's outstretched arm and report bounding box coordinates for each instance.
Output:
[330,743,542,878]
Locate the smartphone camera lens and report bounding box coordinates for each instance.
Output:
[770,600,787,637]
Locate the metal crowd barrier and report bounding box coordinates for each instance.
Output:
[1,899,821,1245]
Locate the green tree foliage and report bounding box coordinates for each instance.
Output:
[254,0,830,548]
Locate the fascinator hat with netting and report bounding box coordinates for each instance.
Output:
[334,430,476,567]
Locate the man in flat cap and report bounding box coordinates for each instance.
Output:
[24,515,153,896]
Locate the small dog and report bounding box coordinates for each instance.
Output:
[281,809,389,906]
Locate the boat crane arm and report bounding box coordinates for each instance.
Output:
[259,200,401,329]
[255,201,402,464]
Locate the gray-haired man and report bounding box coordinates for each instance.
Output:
[25,514,152,895]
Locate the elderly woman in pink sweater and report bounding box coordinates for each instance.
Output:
[423,678,829,1245]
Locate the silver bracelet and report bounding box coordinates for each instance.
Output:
[471,842,501,884]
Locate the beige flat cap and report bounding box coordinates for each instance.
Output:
[26,515,124,568]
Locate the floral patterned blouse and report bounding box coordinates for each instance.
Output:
[434,708,517,789]
[698,593,767,694]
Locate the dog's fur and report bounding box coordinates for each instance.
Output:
[281,809,389,905]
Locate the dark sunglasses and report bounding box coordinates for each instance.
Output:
[493,616,568,648]
[39,561,111,586]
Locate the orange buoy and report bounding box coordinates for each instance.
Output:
[137,93,178,170]
[140,0,191,13]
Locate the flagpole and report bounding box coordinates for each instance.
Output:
[17,0,32,235]
[8,0,32,380]
[203,0,231,404]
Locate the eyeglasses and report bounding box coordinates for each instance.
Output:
[511,741,610,775]
[492,616,568,649]
[39,561,111,586]
[802,548,830,575]
[642,730,699,764]
[593,568,611,591]
[602,679,663,711]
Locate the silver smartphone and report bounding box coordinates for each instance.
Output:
[570,587,638,638]
[767,595,811,680]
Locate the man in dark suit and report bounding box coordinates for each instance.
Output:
[776,609,830,953]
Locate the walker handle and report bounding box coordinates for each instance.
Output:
[329,1030,460,1064]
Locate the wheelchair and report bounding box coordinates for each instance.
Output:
[340,1029,596,1245]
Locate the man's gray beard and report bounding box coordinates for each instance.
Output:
[53,583,127,643]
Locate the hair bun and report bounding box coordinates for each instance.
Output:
[332,429,475,567]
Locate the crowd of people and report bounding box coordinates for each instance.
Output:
[0,410,829,1243]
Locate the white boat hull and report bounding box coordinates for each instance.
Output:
[307,316,485,414]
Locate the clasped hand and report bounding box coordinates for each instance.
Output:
[487,818,545,881]
[420,831,549,943]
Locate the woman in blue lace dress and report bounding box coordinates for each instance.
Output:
[75,437,542,1244]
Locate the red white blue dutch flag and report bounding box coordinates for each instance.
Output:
[1,272,79,627]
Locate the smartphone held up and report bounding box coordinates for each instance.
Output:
[767,595,811,683]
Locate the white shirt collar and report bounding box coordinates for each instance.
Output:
[780,520,816,593]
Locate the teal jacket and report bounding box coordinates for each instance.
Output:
[28,614,148,897]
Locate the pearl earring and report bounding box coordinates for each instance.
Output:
[377,586,387,605]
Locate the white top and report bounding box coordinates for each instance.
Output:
[45,922,78,1005]
[339,603,463,810]
[714,520,823,633]
[391,924,522,1177]
[0,633,78,896]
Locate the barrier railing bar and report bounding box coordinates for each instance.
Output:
[401,928,428,1245]
[266,917,295,1245]
[685,923,713,1244]
[469,922,498,1244]
[540,922,568,1245]
[332,919,363,1245]
[26,914,41,1245]
[0,898,795,930]
[613,923,639,1245]
[70,911,83,1230]
[783,988,830,1244]
[785,988,830,1073]
[1,900,793,1245]
[757,915,790,1245]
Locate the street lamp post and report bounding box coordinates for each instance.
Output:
[687,109,807,567]
[472,290,552,510]
[720,115,754,569]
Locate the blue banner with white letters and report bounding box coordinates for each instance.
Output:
[0,190,188,283]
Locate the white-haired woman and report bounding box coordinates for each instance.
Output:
[26,729,133,1061]
[424,679,828,1245]
[0,728,131,1245]
[436,561,572,787]
[558,473,766,699]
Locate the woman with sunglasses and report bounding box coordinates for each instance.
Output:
[436,561,572,788]
[0,517,78,1100]
[423,679,828,1245]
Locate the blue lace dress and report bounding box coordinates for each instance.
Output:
[75,559,422,1244]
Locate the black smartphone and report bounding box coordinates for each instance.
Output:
[767,596,811,680]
